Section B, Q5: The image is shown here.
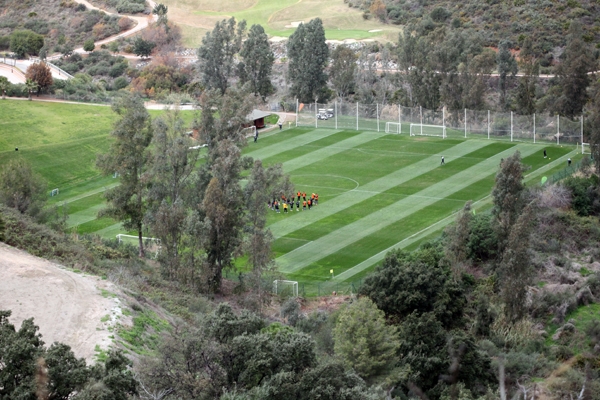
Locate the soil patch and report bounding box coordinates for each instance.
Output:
[0,243,119,362]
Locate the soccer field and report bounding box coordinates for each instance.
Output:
[0,100,579,293]
[245,127,577,292]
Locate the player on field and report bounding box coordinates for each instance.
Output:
[302,200,307,211]
[315,193,319,205]
[441,156,445,165]
[275,201,280,213]
[308,198,312,210]
[303,192,307,201]
[283,202,288,213]
[296,199,300,211]
[297,191,301,201]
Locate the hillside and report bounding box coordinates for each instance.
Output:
[350,0,600,60]
[0,0,133,54]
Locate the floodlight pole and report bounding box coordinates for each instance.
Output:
[464,108,467,138]
[377,103,379,132]
[315,100,318,128]
[356,102,359,131]
[443,107,446,139]
[581,115,584,144]
[295,99,298,127]
[398,104,401,132]
[420,106,423,135]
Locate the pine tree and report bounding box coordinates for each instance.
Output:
[554,21,595,119]
[287,18,329,103]
[238,24,274,100]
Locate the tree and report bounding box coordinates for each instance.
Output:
[359,247,465,329]
[10,29,44,58]
[329,45,357,98]
[238,24,274,100]
[491,151,527,253]
[287,18,330,103]
[97,94,153,257]
[83,39,95,53]
[499,202,536,322]
[586,80,600,171]
[333,297,399,380]
[146,109,199,281]
[45,343,89,400]
[152,3,169,28]
[444,201,473,270]
[554,21,596,119]
[25,62,53,95]
[25,78,38,100]
[197,17,246,94]
[0,158,46,217]
[496,40,517,110]
[515,37,538,115]
[0,76,9,99]
[133,37,156,58]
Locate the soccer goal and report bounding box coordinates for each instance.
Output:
[116,234,161,257]
[242,126,257,138]
[409,123,446,138]
[385,122,402,134]
[50,188,59,197]
[580,142,591,154]
[273,280,299,297]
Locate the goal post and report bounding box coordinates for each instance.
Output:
[273,280,299,297]
[50,188,59,197]
[385,122,402,134]
[409,123,446,138]
[580,142,590,154]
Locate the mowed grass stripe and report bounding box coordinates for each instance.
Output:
[277,143,511,246]
[282,131,389,172]
[245,128,341,161]
[333,148,578,281]
[260,130,364,166]
[277,143,540,273]
[269,139,495,239]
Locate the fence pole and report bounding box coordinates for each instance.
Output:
[464,108,467,138]
[533,113,535,144]
[335,101,338,130]
[581,115,584,144]
[420,106,423,135]
[443,107,446,139]
[557,115,560,145]
[295,99,298,127]
[377,103,380,132]
[315,101,318,128]
[399,104,401,132]
[356,102,359,131]
[510,111,513,142]
[488,110,490,140]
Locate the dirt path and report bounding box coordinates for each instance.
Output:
[0,243,120,362]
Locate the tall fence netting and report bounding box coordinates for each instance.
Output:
[293,101,586,145]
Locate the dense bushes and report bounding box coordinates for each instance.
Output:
[53,51,130,91]
[9,29,44,58]
[562,175,600,216]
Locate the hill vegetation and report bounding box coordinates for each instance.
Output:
[0,0,132,56]
[348,0,600,59]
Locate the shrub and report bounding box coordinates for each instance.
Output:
[9,29,44,58]
[113,76,128,90]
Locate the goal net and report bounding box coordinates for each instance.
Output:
[116,234,161,257]
[385,122,402,134]
[273,280,299,297]
[581,142,591,154]
[242,126,257,137]
[410,123,446,138]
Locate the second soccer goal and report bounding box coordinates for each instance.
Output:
[409,123,446,138]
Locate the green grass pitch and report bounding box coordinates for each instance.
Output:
[0,100,579,293]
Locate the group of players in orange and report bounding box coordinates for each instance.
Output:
[269,191,319,213]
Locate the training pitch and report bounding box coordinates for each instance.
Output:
[0,100,578,292]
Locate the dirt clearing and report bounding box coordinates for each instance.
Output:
[0,243,119,362]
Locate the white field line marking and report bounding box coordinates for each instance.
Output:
[269,140,494,240]
[277,144,540,273]
[334,149,579,281]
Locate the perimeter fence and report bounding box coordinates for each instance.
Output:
[292,101,586,145]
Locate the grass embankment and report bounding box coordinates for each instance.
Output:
[160,0,402,47]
